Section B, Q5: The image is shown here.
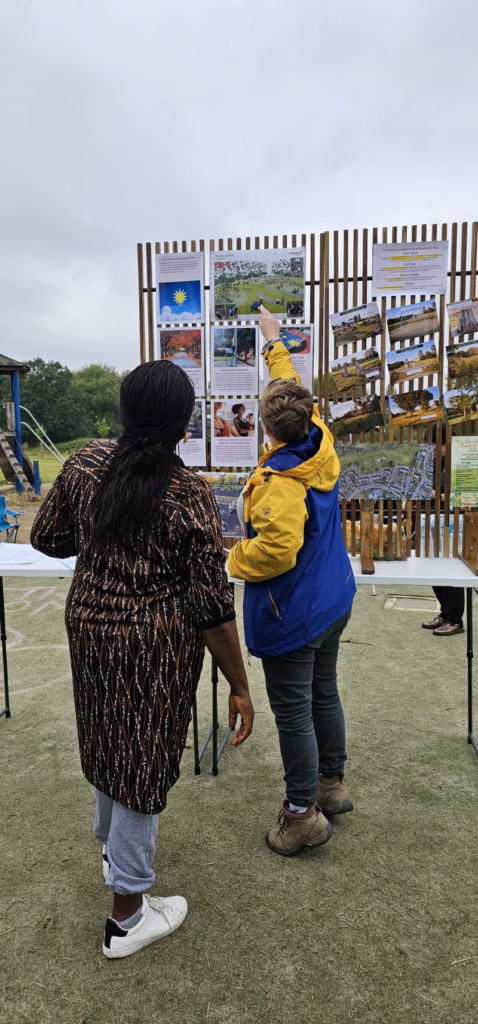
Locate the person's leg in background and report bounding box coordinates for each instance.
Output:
[93,788,187,958]
[423,587,465,636]
[311,612,354,816]
[262,646,333,857]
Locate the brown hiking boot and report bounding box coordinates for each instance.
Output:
[318,775,354,816]
[422,614,444,630]
[266,802,332,857]
[433,621,465,636]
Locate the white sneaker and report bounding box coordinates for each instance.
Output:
[102,845,110,881]
[102,893,188,959]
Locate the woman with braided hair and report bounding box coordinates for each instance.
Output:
[228,307,355,858]
[31,359,253,958]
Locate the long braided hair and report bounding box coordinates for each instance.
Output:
[92,360,195,544]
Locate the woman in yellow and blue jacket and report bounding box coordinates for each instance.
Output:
[228,307,356,857]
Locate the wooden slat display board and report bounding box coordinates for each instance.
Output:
[137,222,478,561]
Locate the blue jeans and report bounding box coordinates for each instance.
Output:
[262,612,351,808]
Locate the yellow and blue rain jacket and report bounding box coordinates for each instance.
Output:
[227,340,356,657]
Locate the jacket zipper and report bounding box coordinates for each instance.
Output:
[268,590,281,619]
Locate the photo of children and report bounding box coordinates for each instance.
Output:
[158,328,205,396]
[330,394,384,439]
[331,347,384,393]
[443,386,478,426]
[388,387,442,428]
[211,401,258,468]
[330,302,382,345]
[386,299,439,344]
[210,248,305,321]
[385,339,439,386]
[211,327,258,395]
[177,400,207,467]
[446,338,478,379]
[156,251,204,324]
[447,298,478,338]
[263,325,314,391]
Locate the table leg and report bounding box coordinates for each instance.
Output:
[0,577,10,719]
[466,588,478,756]
[212,657,218,776]
[192,697,200,775]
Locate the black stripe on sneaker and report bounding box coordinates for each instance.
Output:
[104,918,128,949]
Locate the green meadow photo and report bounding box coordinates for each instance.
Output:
[447,339,478,379]
[388,386,442,428]
[210,248,305,320]
[331,347,384,393]
[330,393,384,438]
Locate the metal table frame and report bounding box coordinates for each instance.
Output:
[1,552,477,759]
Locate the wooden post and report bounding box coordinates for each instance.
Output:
[360,500,375,574]
[459,510,478,575]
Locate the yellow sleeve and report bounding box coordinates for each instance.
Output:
[227,474,307,583]
[263,340,301,383]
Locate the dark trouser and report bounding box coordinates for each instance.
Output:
[432,586,465,628]
[261,611,351,809]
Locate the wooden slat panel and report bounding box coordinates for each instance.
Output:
[137,244,146,364]
[145,242,155,361]
[323,233,330,425]
[318,233,325,413]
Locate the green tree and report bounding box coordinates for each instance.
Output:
[71,364,127,438]
[14,359,89,442]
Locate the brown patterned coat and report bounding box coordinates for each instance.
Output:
[31,441,235,814]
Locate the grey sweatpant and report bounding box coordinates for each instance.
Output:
[93,788,159,895]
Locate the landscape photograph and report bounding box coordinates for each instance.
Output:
[210,248,305,320]
[446,339,478,379]
[447,298,478,337]
[385,339,439,385]
[331,347,384,392]
[336,443,434,500]
[198,472,248,537]
[443,386,478,426]
[330,301,382,344]
[330,393,384,438]
[388,386,442,428]
[386,299,439,343]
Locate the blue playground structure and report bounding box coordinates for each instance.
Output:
[0,354,63,500]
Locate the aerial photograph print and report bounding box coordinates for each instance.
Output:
[336,443,434,500]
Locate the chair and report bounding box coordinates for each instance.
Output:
[0,496,25,542]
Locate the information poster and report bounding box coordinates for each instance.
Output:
[211,400,258,467]
[263,326,313,391]
[156,251,204,324]
[158,328,205,396]
[211,327,258,395]
[372,241,449,295]
[198,472,248,538]
[177,400,206,467]
[210,248,305,321]
[450,436,478,508]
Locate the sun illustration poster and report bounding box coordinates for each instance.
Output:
[156,251,204,324]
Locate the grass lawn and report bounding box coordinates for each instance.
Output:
[1,581,478,1023]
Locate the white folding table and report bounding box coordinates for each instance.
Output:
[1,549,477,759]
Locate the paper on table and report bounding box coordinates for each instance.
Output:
[0,543,47,564]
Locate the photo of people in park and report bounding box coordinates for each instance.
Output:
[447,298,478,338]
[331,347,384,393]
[446,338,478,379]
[330,301,382,344]
[443,386,478,426]
[330,394,384,439]
[386,299,439,344]
[213,327,256,367]
[210,248,305,320]
[177,400,207,467]
[388,387,442,428]
[385,339,439,385]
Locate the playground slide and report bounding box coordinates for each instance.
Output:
[0,433,34,487]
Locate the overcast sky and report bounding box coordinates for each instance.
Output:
[1,0,477,371]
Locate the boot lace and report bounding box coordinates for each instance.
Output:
[276,809,291,836]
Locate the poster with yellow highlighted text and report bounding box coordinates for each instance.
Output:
[372,242,448,295]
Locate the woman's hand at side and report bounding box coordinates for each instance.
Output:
[201,618,254,746]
